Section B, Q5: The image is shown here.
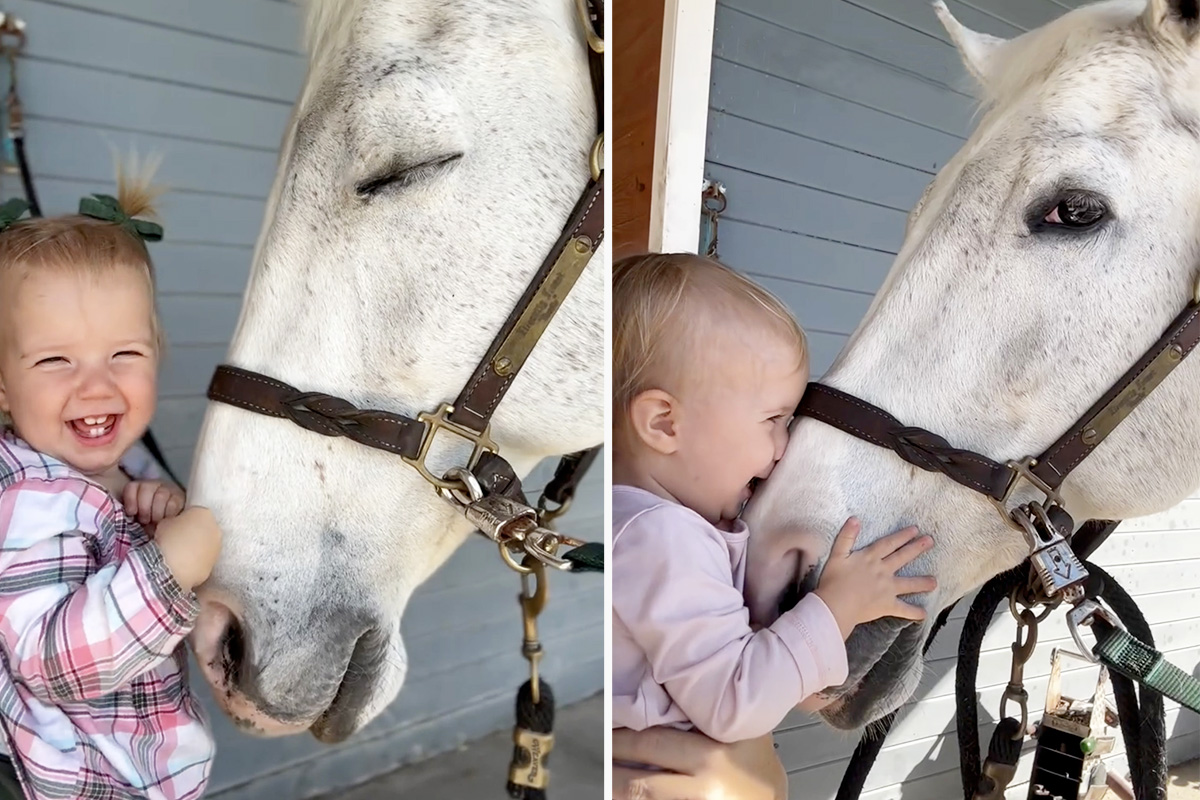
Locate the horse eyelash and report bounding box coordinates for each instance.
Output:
[355,152,463,197]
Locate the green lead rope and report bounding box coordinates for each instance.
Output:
[1092,620,1200,714]
[563,542,604,573]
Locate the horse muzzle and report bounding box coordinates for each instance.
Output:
[191,597,401,741]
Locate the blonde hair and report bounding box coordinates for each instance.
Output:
[0,154,166,347]
[613,251,807,416]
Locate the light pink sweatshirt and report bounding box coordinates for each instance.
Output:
[611,485,848,743]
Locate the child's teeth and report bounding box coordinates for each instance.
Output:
[74,416,114,437]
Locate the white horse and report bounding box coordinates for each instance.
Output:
[743,0,1200,730]
[184,0,604,741]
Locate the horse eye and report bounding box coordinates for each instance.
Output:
[355,152,463,198]
[1041,192,1108,229]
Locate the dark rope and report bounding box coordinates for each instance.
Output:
[833,709,894,800]
[13,134,37,217]
[507,679,554,800]
[138,429,184,488]
[974,716,1023,798]
[955,562,1166,800]
[955,564,1028,799]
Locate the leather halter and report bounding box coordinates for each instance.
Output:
[205,0,604,545]
[797,289,1200,525]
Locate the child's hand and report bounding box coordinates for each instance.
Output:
[151,507,222,592]
[813,517,937,641]
[123,480,185,526]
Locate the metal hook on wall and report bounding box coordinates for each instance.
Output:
[699,179,727,259]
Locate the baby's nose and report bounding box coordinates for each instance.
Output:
[77,368,118,398]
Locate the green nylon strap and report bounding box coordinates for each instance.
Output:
[563,542,604,573]
[1094,625,1200,714]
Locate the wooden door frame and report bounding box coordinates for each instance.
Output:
[650,0,716,254]
[613,0,716,257]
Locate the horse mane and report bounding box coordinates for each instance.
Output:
[967,0,1149,113]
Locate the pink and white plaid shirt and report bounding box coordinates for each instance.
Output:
[0,430,213,799]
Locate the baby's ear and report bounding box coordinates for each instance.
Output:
[628,389,679,455]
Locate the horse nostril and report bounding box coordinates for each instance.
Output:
[778,556,821,617]
[219,617,246,687]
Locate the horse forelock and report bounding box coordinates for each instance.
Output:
[304,0,368,64]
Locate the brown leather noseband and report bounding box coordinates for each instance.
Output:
[797,295,1200,520]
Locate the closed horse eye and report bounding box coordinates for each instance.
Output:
[1032,190,1108,231]
[355,152,464,197]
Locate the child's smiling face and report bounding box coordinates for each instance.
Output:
[0,267,158,478]
[669,325,808,527]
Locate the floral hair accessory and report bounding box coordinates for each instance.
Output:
[78,194,163,242]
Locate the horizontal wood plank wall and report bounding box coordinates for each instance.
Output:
[704,0,1200,796]
[6,2,602,796]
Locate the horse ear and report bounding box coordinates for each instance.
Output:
[1143,0,1200,45]
[933,1,1007,87]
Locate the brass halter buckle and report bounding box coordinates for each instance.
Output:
[990,455,1065,530]
[575,0,604,53]
[537,494,573,528]
[402,402,497,494]
[589,133,604,182]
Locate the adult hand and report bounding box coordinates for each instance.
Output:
[612,727,787,800]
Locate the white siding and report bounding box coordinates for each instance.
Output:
[4,2,602,796]
[705,0,1200,796]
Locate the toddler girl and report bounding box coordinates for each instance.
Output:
[612,252,937,743]
[0,167,221,799]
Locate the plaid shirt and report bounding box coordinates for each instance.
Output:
[0,431,213,799]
